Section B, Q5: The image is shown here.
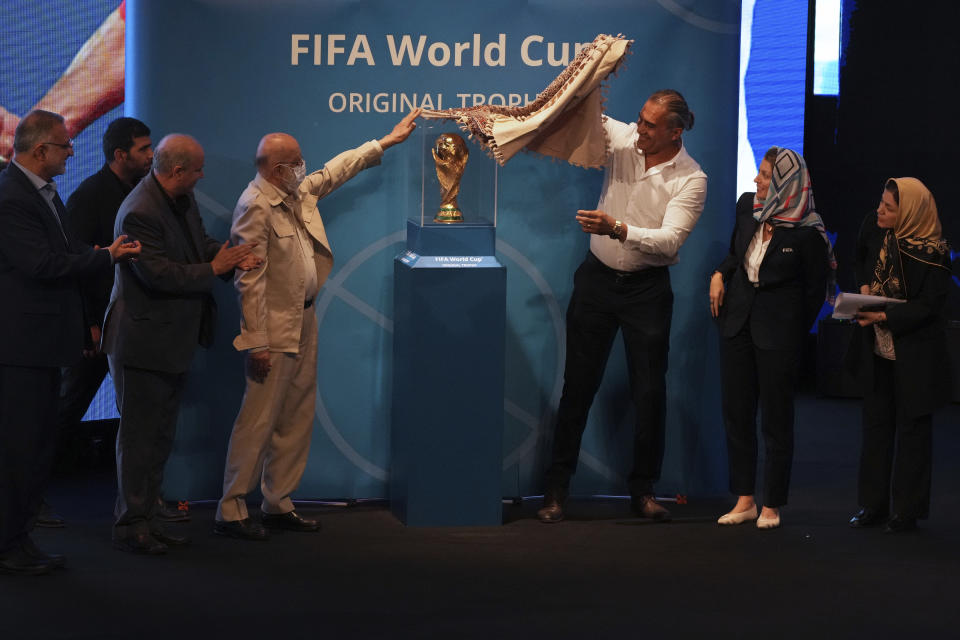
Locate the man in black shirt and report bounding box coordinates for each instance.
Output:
[101,133,259,554]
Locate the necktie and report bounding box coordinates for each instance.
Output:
[42,183,69,244]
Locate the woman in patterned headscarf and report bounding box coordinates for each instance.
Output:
[709,147,834,530]
[847,178,952,533]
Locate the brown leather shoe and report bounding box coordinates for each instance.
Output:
[631,494,671,522]
[537,488,567,523]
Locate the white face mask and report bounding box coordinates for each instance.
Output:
[291,161,306,185]
[278,161,306,192]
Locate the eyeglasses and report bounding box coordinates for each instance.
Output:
[39,139,74,149]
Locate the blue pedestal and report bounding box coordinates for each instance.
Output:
[391,220,506,526]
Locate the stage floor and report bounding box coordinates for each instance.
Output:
[3,393,960,638]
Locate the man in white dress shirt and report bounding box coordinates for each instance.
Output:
[214,110,420,540]
[538,89,708,523]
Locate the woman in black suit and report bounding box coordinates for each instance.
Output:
[847,178,951,533]
[708,147,832,529]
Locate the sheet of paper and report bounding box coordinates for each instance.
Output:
[831,292,905,320]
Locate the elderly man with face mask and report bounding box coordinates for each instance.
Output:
[214,109,420,540]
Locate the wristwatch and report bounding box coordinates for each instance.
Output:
[609,220,623,239]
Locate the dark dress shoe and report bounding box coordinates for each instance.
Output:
[849,508,888,528]
[214,518,269,540]
[113,532,168,555]
[261,511,321,532]
[883,515,917,533]
[537,501,564,523]
[36,501,65,528]
[21,537,66,569]
[156,497,190,523]
[632,494,671,522]
[150,526,191,547]
[0,546,54,575]
[537,488,568,523]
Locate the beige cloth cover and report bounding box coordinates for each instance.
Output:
[422,34,632,168]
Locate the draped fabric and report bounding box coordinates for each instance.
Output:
[753,148,837,302]
[421,34,632,168]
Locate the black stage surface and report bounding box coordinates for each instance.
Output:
[3,393,959,639]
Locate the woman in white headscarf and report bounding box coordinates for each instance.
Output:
[709,147,834,529]
[847,178,952,533]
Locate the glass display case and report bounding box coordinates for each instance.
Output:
[407,118,498,228]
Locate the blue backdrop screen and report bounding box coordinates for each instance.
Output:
[4,0,744,500]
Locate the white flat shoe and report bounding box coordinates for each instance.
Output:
[717,505,758,525]
[756,513,781,529]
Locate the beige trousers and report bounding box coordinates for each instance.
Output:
[216,307,318,522]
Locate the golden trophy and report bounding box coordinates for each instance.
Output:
[432,133,468,223]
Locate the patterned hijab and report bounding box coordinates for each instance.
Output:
[870,177,950,299]
[753,148,837,302]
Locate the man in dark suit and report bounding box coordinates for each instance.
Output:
[33,117,161,529]
[101,133,259,554]
[0,110,140,575]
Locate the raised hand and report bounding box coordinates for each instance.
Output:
[379,108,422,149]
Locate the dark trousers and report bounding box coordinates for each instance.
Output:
[109,356,186,535]
[0,365,60,553]
[545,253,673,497]
[720,324,799,507]
[58,352,109,431]
[858,356,932,519]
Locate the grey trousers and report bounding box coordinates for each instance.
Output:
[109,355,186,536]
[216,308,318,522]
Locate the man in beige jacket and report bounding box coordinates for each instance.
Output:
[214,109,420,540]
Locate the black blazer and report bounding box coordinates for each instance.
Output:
[715,192,829,350]
[101,173,223,374]
[65,163,133,329]
[845,219,952,418]
[0,163,111,367]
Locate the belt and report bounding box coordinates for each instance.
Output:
[585,251,666,281]
[304,298,314,309]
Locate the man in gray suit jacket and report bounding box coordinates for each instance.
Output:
[102,134,259,555]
